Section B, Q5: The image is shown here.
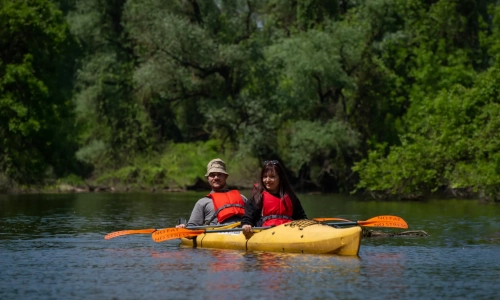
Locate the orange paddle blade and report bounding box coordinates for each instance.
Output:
[152,228,205,242]
[358,215,408,229]
[105,222,241,241]
[314,215,408,229]
[104,228,157,240]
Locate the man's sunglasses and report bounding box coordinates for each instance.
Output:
[264,160,279,165]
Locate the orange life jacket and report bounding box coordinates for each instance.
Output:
[261,191,293,227]
[208,190,245,223]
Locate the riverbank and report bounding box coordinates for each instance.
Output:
[0,176,255,194]
[2,170,497,203]
[3,180,495,204]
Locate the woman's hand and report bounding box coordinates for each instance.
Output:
[176,224,186,228]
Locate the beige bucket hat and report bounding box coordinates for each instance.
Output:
[205,158,228,177]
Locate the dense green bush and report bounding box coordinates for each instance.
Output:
[94,140,258,190]
[354,66,500,200]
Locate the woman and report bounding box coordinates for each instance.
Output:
[242,160,307,233]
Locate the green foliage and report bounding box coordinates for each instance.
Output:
[69,0,155,169]
[281,120,359,184]
[56,173,86,186]
[0,0,81,184]
[354,66,500,200]
[5,0,500,199]
[96,140,256,189]
[75,139,106,166]
[482,4,500,65]
[267,22,361,120]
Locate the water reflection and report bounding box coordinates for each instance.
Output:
[362,251,405,275]
[141,246,364,298]
[360,251,407,296]
[1,193,500,300]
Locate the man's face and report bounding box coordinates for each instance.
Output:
[207,172,227,190]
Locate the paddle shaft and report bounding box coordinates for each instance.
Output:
[314,215,408,229]
[327,221,408,229]
[105,222,242,240]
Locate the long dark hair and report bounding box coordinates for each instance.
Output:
[252,161,298,209]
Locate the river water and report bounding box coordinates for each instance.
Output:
[0,192,499,299]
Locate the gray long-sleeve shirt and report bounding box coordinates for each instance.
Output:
[186,191,247,226]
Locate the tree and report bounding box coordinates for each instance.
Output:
[68,0,155,169]
[0,0,81,184]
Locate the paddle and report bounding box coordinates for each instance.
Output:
[152,226,270,243]
[104,222,241,240]
[314,217,351,223]
[105,228,157,240]
[313,215,408,229]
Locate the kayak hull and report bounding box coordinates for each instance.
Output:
[180,220,362,256]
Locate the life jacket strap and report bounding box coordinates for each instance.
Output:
[261,214,293,223]
[208,203,245,224]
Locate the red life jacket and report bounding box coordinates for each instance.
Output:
[208,190,245,223]
[261,191,293,227]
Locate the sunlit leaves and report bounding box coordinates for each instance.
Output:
[355,67,500,200]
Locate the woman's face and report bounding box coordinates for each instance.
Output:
[262,171,280,194]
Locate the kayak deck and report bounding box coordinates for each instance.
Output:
[180,219,362,256]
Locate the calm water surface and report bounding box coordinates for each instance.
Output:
[0,192,499,300]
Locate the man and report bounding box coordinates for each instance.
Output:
[176,158,247,228]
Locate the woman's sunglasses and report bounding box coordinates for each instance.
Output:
[264,160,279,165]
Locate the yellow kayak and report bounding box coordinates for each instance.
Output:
[180,219,362,256]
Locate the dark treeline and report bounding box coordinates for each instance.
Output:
[2,0,500,201]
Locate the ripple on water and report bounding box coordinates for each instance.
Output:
[1,194,500,299]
